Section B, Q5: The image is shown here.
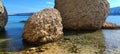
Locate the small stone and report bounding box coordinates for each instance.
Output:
[30,47,36,50]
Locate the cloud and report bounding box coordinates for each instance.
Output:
[46,1,53,5]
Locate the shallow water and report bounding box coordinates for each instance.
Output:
[103,30,120,54]
[0,16,120,53]
[104,16,120,54]
[0,16,29,52]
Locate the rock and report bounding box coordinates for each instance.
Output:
[0,1,8,30]
[102,22,120,29]
[20,20,26,23]
[22,8,63,44]
[55,0,109,30]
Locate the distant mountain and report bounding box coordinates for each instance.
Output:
[109,7,120,15]
[8,7,120,16]
[9,12,34,16]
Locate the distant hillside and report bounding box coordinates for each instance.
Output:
[109,7,120,15]
[9,12,34,16]
[9,7,120,16]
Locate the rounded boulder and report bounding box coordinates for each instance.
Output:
[55,0,109,30]
[22,8,63,44]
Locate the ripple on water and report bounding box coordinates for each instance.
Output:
[103,30,120,54]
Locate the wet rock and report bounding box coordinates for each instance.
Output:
[22,8,63,44]
[0,1,8,30]
[55,0,109,30]
[102,22,120,29]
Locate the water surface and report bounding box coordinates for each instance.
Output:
[0,16,120,53]
[0,16,29,52]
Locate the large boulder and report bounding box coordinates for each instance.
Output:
[55,0,109,30]
[0,1,8,30]
[22,8,63,44]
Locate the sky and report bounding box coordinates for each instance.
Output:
[2,0,54,14]
[108,0,120,8]
[2,0,120,14]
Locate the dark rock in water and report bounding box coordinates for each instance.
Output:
[0,1,8,30]
[22,8,63,44]
[102,22,120,29]
[55,0,109,30]
[20,20,26,23]
[0,28,6,34]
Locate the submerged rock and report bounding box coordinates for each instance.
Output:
[55,0,109,30]
[22,8,63,44]
[0,1,8,30]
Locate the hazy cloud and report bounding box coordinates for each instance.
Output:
[46,1,53,5]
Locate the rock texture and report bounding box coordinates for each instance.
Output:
[22,8,63,44]
[55,0,109,30]
[0,1,8,30]
[102,22,120,29]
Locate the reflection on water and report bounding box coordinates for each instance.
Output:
[0,16,29,52]
[0,29,23,52]
[103,30,120,54]
[0,16,120,54]
[62,30,106,54]
[5,24,24,52]
[0,29,8,52]
[22,30,106,54]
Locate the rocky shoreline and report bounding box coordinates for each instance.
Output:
[1,0,119,54]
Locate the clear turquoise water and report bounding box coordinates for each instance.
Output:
[0,16,120,53]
